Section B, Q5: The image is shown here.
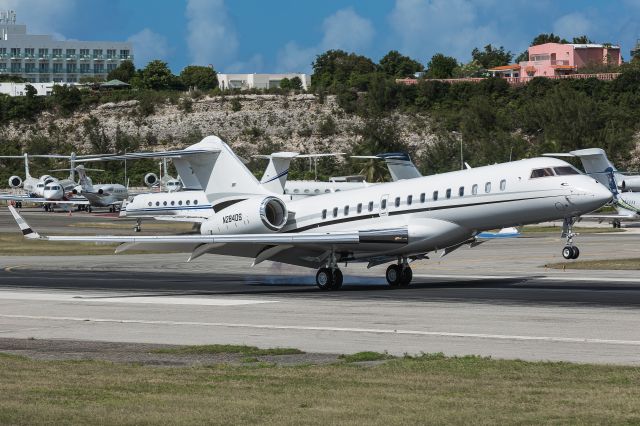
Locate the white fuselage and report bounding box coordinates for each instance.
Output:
[80,184,128,207]
[123,191,213,219]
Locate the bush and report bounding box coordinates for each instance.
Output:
[230,97,242,112]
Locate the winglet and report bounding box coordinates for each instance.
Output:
[8,206,42,239]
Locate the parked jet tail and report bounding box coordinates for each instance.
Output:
[351,153,422,181]
[256,152,345,194]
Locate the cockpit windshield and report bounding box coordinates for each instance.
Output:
[530,168,555,178]
[553,166,581,175]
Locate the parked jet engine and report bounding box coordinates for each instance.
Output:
[144,173,159,187]
[201,196,288,235]
[619,177,640,192]
[8,176,22,188]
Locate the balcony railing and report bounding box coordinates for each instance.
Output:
[119,55,133,60]
[550,60,571,66]
[66,54,77,60]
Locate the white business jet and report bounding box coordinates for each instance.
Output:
[545,148,640,227]
[70,165,128,212]
[10,135,611,290]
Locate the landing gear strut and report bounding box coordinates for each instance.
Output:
[134,218,142,233]
[561,216,580,260]
[315,250,343,291]
[386,257,413,287]
[613,219,621,229]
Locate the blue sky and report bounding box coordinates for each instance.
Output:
[4,0,640,73]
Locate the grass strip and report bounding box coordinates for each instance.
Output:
[339,351,395,363]
[546,258,640,270]
[152,344,304,356]
[0,352,639,424]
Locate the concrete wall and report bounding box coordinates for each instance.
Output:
[218,73,311,90]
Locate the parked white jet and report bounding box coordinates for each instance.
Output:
[545,148,640,227]
[71,165,128,212]
[10,135,611,290]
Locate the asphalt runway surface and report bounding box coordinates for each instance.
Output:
[1,208,640,364]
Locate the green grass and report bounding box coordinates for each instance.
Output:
[339,351,395,363]
[546,258,640,270]
[1,352,640,424]
[152,344,304,356]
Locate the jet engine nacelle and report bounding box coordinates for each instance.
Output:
[619,177,640,192]
[8,175,22,188]
[144,173,158,187]
[200,196,288,235]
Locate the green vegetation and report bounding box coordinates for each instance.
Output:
[106,60,135,83]
[338,351,394,363]
[152,344,304,356]
[1,351,640,424]
[546,258,640,270]
[179,65,218,90]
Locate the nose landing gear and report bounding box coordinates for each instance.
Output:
[561,217,580,260]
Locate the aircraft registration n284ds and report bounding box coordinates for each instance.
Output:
[8,136,612,290]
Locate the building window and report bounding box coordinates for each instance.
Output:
[485,182,491,193]
[446,188,451,199]
[38,48,48,58]
[368,201,374,212]
[459,186,464,197]
[93,49,103,58]
[10,48,20,58]
[24,63,35,73]
[66,63,77,73]
[433,191,438,201]
[107,49,116,59]
[333,207,338,218]
[24,48,34,58]
[65,49,76,58]
[52,48,62,58]
[53,63,63,73]
[107,63,117,72]
[472,184,478,195]
[120,49,130,59]
[94,63,104,73]
[10,63,20,73]
[0,48,6,57]
[500,179,506,191]
[0,63,6,71]
[79,49,90,58]
[357,203,362,213]
[80,63,90,73]
[322,209,327,219]
[395,197,400,208]
[420,193,425,203]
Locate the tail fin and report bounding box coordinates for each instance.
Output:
[178,136,268,203]
[569,148,617,189]
[69,152,76,182]
[75,165,94,193]
[258,152,298,194]
[378,153,422,181]
[23,153,31,179]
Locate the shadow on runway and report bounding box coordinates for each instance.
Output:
[1,268,640,307]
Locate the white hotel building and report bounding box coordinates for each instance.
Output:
[0,10,132,83]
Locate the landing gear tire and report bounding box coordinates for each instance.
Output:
[316,267,333,290]
[400,266,413,286]
[386,264,402,287]
[613,219,621,229]
[331,269,343,290]
[562,246,580,260]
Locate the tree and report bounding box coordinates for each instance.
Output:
[289,76,303,90]
[134,60,181,91]
[52,84,82,115]
[107,60,135,83]
[426,53,458,78]
[514,50,529,63]
[378,50,423,78]
[279,77,291,90]
[179,65,218,90]
[471,45,513,69]
[311,49,377,90]
[572,35,593,44]
[530,33,568,46]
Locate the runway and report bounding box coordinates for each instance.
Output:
[0,208,640,364]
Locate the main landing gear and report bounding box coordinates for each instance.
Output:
[134,218,142,233]
[561,216,580,260]
[315,267,343,291]
[385,257,413,287]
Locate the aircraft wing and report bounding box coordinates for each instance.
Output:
[76,148,217,163]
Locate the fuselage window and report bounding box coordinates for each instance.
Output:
[381,199,387,210]
[407,195,413,205]
[322,209,327,219]
[163,201,167,206]
[368,201,374,212]
[314,189,320,194]
[485,182,491,193]
[333,207,338,218]
[155,201,160,206]
[433,191,438,201]
[446,189,451,199]
[357,203,362,213]
[395,197,400,208]
[554,166,580,176]
[186,200,190,205]
[304,189,310,194]
[458,186,464,197]
[530,168,555,178]
[171,201,175,206]
[500,179,506,191]
[420,193,425,203]
[194,200,198,205]
[472,184,478,195]
[178,200,182,205]
[325,189,331,193]
[148,202,152,207]
[294,189,300,193]
[344,205,349,215]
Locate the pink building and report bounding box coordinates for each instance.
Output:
[490,43,622,78]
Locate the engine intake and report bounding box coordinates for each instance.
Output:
[260,196,288,231]
[144,173,158,187]
[201,196,288,235]
[8,176,22,188]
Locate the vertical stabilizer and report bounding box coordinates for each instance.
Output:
[378,153,422,181]
[23,153,31,179]
[569,148,616,188]
[75,165,94,192]
[259,152,298,194]
[69,152,76,182]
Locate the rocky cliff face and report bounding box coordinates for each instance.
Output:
[0,94,436,157]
